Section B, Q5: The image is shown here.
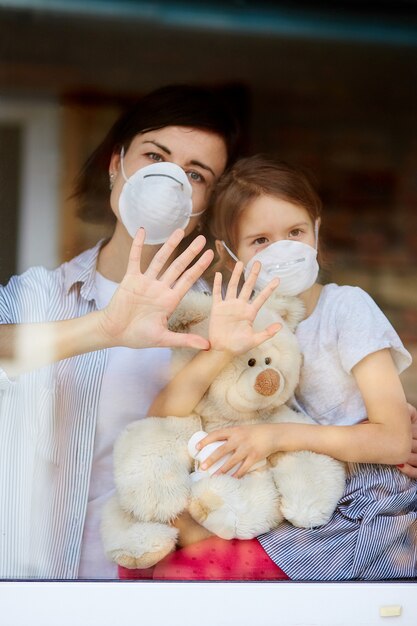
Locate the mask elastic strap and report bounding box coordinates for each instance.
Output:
[120,146,129,182]
[314,219,319,250]
[221,240,240,263]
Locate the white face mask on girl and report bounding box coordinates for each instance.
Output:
[118,148,204,244]
[222,224,319,297]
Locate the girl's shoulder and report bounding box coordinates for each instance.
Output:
[320,282,375,305]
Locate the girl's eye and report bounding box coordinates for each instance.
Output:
[252,237,268,245]
[187,170,205,184]
[145,152,164,162]
[289,229,303,238]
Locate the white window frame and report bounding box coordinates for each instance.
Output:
[0,101,415,626]
[0,98,60,274]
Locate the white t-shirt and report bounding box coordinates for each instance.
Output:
[78,272,171,578]
[292,283,412,426]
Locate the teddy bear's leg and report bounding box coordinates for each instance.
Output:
[114,415,200,523]
[189,471,283,540]
[272,451,346,528]
[101,495,178,569]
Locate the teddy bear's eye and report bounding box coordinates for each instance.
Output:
[248,358,256,367]
[265,357,271,365]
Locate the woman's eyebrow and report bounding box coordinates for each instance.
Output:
[142,140,171,154]
[141,140,216,178]
[189,159,216,178]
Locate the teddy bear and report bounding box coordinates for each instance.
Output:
[101,292,346,570]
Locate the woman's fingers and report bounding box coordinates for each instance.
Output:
[145,228,186,279]
[125,227,146,276]
[172,249,214,302]
[160,234,208,285]
[160,329,210,351]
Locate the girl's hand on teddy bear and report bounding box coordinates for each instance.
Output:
[197,424,279,478]
[208,262,281,355]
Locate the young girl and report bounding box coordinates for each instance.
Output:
[126,154,417,581]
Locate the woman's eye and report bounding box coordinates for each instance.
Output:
[145,152,164,162]
[187,170,205,183]
[289,229,302,238]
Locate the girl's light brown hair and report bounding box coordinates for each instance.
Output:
[207,154,323,278]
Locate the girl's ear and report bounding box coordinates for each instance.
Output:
[215,239,235,272]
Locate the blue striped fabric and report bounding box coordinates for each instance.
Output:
[258,462,417,580]
[0,242,108,579]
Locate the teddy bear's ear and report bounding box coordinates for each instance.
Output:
[168,291,212,333]
[265,293,305,331]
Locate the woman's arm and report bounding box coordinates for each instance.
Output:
[0,228,213,377]
[397,403,417,479]
[196,348,412,477]
[148,263,281,417]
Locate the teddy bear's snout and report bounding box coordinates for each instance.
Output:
[254,368,281,396]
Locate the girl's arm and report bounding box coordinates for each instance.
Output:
[148,263,281,417]
[197,348,412,477]
[0,228,213,377]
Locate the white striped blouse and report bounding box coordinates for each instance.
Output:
[0,242,109,579]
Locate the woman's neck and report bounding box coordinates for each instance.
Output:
[299,282,323,319]
[96,225,162,282]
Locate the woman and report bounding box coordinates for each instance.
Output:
[0,84,239,579]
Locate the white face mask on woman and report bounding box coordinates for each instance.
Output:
[118,148,204,244]
[222,224,319,297]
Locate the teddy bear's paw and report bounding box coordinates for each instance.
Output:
[190,473,282,540]
[273,450,346,528]
[101,499,179,568]
[280,500,334,529]
[114,545,174,570]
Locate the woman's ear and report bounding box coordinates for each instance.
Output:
[109,151,121,175]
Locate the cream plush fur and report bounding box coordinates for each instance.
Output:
[101,292,346,569]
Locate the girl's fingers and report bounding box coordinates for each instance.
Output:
[233,458,256,479]
[125,227,146,276]
[197,430,229,450]
[225,262,244,300]
[212,272,223,303]
[146,228,186,279]
[200,442,234,470]
[172,249,214,301]
[213,454,243,476]
[238,261,261,301]
[251,277,280,310]
[251,323,282,348]
[160,234,207,285]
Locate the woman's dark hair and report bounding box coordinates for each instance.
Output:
[73,84,241,223]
